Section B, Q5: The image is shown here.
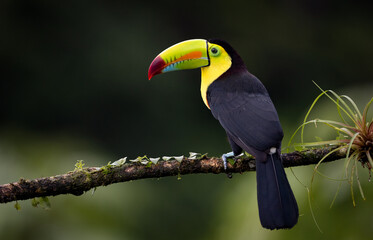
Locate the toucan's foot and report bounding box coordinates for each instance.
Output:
[222,151,235,178]
[222,151,234,170]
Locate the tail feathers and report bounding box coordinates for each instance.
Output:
[256,152,299,230]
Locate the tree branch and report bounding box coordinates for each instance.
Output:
[0,147,348,204]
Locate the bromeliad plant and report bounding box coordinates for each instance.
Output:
[289,82,373,207]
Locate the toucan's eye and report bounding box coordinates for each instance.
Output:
[210,47,220,57]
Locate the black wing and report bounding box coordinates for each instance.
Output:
[207,71,283,153]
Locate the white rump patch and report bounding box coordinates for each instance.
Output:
[269,147,277,155]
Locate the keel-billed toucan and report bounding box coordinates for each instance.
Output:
[148,39,299,230]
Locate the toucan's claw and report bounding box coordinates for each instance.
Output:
[222,151,234,170]
[222,151,235,178]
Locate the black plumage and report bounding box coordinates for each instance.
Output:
[207,39,299,229]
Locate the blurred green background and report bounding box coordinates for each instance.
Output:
[1,0,373,239]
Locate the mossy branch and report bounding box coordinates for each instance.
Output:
[0,147,348,204]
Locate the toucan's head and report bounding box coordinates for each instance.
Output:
[148,39,245,108]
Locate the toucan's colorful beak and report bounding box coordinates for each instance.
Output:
[148,39,210,80]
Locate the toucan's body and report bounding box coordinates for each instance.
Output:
[148,39,298,230]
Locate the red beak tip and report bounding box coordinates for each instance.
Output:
[148,56,165,81]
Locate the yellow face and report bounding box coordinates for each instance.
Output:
[200,43,232,108]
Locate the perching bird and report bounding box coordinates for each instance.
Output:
[148,39,298,230]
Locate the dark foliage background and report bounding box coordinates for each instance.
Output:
[1,1,373,239]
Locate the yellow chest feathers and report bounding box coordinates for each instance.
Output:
[200,45,232,109]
